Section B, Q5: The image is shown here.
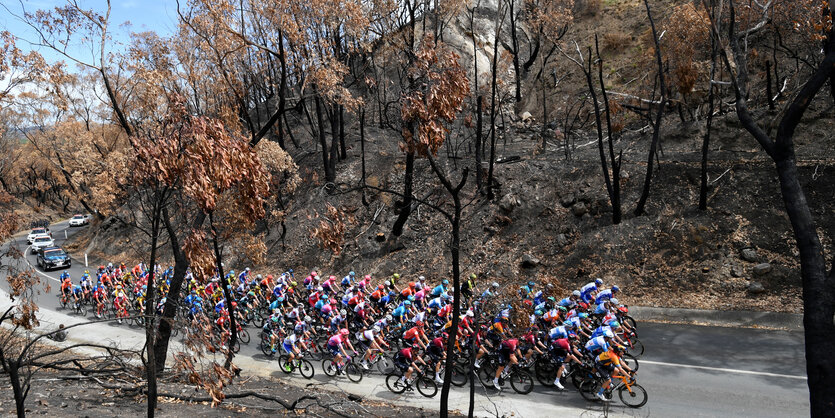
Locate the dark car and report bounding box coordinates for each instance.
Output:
[37,247,71,271]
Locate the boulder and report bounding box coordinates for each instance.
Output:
[499,193,520,213]
[559,193,576,208]
[741,248,759,262]
[748,281,766,294]
[520,254,540,268]
[571,202,588,217]
[752,263,772,276]
[730,264,745,278]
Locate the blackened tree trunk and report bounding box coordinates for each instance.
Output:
[634,0,667,216]
[338,106,347,160]
[475,96,483,190]
[154,208,200,372]
[360,107,369,206]
[508,0,521,102]
[391,149,415,237]
[487,20,501,200]
[210,213,238,370]
[700,15,718,211]
[144,193,162,418]
[276,30,288,149]
[314,96,334,183]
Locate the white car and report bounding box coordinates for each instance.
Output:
[68,214,89,227]
[26,227,51,244]
[31,235,56,254]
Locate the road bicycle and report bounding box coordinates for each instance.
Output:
[278,354,315,379]
[385,363,438,398]
[322,355,363,383]
[579,370,648,408]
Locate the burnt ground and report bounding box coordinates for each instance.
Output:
[0,372,441,417]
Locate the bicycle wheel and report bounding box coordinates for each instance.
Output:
[622,315,637,330]
[450,364,469,387]
[260,339,274,357]
[509,370,534,394]
[477,365,496,388]
[322,359,338,377]
[628,337,645,357]
[386,372,407,394]
[231,339,241,353]
[77,305,87,317]
[535,358,557,387]
[345,361,363,383]
[278,355,292,374]
[618,383,648,408]
[621,353,639,371]
[579,380,600,402]
[299,359,315,379]
[375,355,392,375]
[416,376,438,398]
[239,329,251,344]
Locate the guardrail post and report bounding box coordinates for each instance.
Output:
[85,253,88,267]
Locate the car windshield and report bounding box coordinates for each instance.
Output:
[43,250,65,257]
[35,237,51,243]
[73,215,84,219]
[31,228,46,234]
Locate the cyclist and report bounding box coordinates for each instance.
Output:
[113,290,129,324]
[264,311,284,354]
[402,321,429,350]
[385,273,401,294]
[93,284,108,318]
[393,346,428,387]
[594,344,633,401]
[580,278,603,304]
[549,336,583,389]
[425,333,447,384]
[431,279,449,298]
[60,272,72,301]
[70,284,84,308]
[327,328,357,370]
[282,329,308,371]
[340,271,355,292]
[461,273,477,301]
[356,326,386,370]
[492,337,522,390]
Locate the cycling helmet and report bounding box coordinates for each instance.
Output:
[610,298,619,305]
[349,271,356,277]
[534,309,544,316]
[373,325,381,333]
[245,267,251,272]
[409,281,416,289]
[408,295,415,302]
[142,285,147,290]
[290,281,297,287]
[386,315,393,322]
[563,321,574,328]
[492,282,499,288]
[230,270,235,275]
[442,279,449,285]
[256,274,262,279]
[578,313,589,319]
[470,273,477,280]
[404,300,412,306]
[271,316,280,323]
[558,306,567,313]
[572,290,581,297]
[595,278,603,286]
[548,296,556,302]
[527,281,535,287]
[546,283,554,290]
[612,285,620,293]
[329,275,336,281]
[613,345,625,353]
[364,274,372,280]
[340,309,347,316]
[231,301,237,307]
[340,328,350,336]
[304,315,313,323]
[466,310,474,317]
[609,321,620,328]
[418,276,426,281]
[320,294,328,300]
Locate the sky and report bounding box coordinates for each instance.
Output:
[1,0,179,66]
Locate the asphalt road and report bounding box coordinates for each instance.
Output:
[2,221,810,417]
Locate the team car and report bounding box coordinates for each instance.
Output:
[26,227,51,244]
[37,247,71,270]
[68,214,89,227]
[31,235,56,254]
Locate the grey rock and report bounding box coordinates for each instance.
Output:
[741,248,759,262]
[557,234,569,247]
[520,254,540,268]
[559,193,576,208]
[730,265,745,278]
[571,202,588,217]
[753,263,772,276]
[499,193,519,213]
[748,281,766,294]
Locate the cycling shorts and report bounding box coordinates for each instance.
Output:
[394,358,410,372]
[327,343,341,356]
[282,342,294,354]
[596,363,615,379]
[498,347,513,366]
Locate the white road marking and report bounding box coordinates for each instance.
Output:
[641,359,807,380]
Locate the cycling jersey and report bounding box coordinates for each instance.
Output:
[548,325,569,340]
[594,289,614,305]
[596,350,621,367]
